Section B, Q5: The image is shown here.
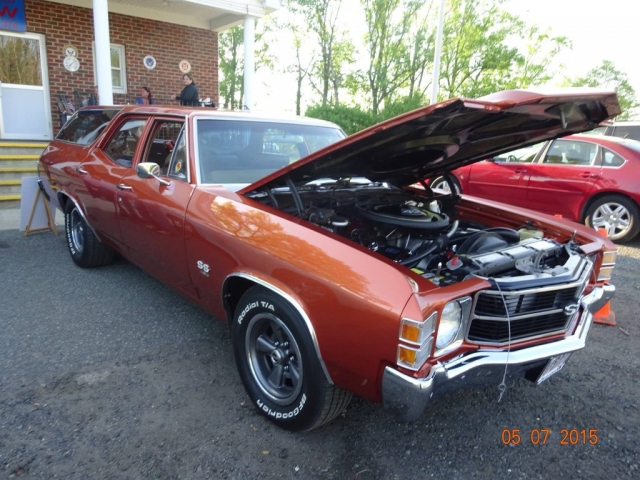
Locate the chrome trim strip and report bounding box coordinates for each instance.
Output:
[223,272,333,385]
[382,284,615,422]
[472,308,565,321]
[58,192,103,242]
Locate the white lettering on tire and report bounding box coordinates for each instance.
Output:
[65,214,76,255]
[256,394,306,419]
[237,301,260,325]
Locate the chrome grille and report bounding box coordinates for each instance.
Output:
[468,284,583,344]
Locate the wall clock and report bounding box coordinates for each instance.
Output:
[63,56,80,72]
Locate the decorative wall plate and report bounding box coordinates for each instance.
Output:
[143,55,157,70]
[63,45,77,57]
[179,60,191,74]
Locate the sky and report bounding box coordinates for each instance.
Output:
[253,0,640,115]
[503,0,640,94]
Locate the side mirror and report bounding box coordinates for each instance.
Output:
[137,162,170,186]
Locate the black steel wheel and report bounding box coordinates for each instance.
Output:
[231,286,352,431]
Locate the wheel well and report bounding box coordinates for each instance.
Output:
[581,192,639,222]
[57,193,70,211]
[222,276,258,324]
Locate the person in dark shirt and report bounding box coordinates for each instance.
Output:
[175,74,199,106]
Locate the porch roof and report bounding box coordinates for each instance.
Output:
[46,0,282,31]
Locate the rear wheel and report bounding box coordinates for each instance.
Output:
[584,195,640,243]
[431,175,461,195]
[231,287,351,431]
[64,201,116,267]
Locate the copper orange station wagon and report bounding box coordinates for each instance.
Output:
[39,89,619,431]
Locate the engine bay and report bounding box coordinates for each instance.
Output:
[246,180,587,286]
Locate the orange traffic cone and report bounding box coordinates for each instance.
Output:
[594,300,616,326]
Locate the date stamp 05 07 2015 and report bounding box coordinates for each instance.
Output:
[501,429,599,446]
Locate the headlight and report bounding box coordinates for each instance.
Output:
[436,301,463,350]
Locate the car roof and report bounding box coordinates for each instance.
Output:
[97,105,342,129]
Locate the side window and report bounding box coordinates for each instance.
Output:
[103,119,147,167]
[495,142,544,163]
[166,127,188,182]
[612,126,640,142]
[55,109,121,145]
[602,148,625,167]
[142,120,185,175]
[543,140,596,165]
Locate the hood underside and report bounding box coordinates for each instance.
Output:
[242,89,619,191]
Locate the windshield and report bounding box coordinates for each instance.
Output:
[196,119,345,185]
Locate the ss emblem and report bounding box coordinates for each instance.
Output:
[197,260,210,277]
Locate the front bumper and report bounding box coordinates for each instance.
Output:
[382,284,615,421]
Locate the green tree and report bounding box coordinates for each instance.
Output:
[219,27,244,109]
[505,25,570,90]
[218,22,273,109]
[358,0,423,115]
[288,0,353,106]
[438,0,518,99]
[566,60,639,120]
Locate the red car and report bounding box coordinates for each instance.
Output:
[39,90,618,431]
[432,134,640,242]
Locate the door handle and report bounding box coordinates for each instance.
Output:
[515,168,527,173]
[116,184,133,191]
[75,167,88,174]
[579,172,598,179]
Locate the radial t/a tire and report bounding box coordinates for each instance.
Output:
[231,286,352,431]
[64,201,116,268]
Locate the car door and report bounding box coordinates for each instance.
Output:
[464,142,545,206]
[75,116,149,251]
[525,139,601,220]
[115,118,197,297]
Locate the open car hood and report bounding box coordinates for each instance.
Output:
[242,89,619,191]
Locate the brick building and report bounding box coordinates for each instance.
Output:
[0,0,280,140]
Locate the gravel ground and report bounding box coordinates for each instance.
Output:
[1,230,639,479]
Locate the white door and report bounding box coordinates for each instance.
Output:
[0,31,52,140]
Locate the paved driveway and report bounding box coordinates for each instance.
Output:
[1,229,639,479]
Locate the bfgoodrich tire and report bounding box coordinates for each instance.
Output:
[64,201,116,268]
[584,195,640,243]
[231,286,352,431]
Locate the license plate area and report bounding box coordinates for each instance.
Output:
[536,352,572,385]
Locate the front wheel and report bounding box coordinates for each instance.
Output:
[64,201,116,267]
[584,195,640,243]
[231,287,352,431]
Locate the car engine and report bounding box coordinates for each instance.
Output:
[248,182,587,286]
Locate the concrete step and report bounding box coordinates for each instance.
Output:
[0,142,47,156]
[0,194,21,210]
[0,184,21,195]
[0,159,40,168]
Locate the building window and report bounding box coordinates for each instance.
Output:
[92,43,127,94]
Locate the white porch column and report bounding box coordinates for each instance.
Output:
[93,0,113,105]
[243,16,255,110]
